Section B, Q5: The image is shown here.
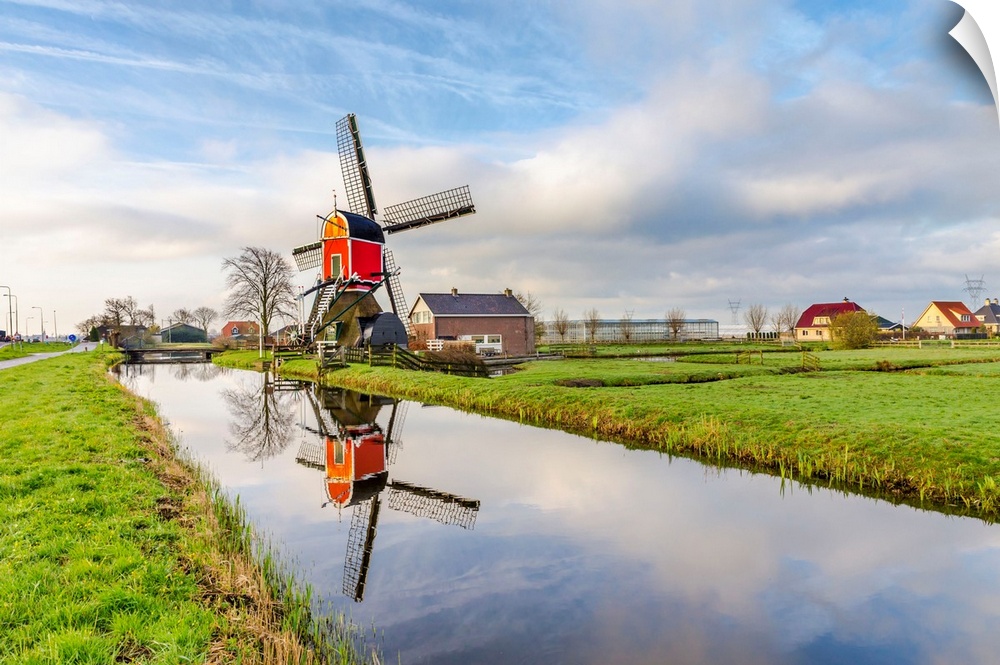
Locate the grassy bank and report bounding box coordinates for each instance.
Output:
[0,350,377,664]
[0,341,74,360]
[232,344,1000,521]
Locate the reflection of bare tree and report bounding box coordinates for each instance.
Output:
[222,375,298,461]
[168,362,224,382]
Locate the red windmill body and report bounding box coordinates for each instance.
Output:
[319,211,386,290]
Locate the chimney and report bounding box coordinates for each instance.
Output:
[451,287,458,296]
[504,288,512,297]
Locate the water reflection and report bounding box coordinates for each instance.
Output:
[117,364,1000,665]
[221,376,299,461]
[116,360,225,386]
[292,384,480,601]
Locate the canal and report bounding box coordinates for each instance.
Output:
[117,363,1000,665]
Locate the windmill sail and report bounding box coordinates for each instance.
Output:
[382,249,413,337]
[386,480,480,529]
[382,185,475,235]
[343,496,381,602]
[291,240,322,271]
[336,114,378,219]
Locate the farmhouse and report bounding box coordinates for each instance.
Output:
[794,299,864,342]
[973,299,1000,336]
[409,288,535,356]
[913,301,981,338]
[220,321,258,339]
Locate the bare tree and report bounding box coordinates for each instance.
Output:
[77,314,105,337]
[666,307,686,341]
[221,246,296,337]
[619,310,635,343]
[122,297,142,326]
[744,303,768,338]
[135,304,155,328]
[171,308,194,325]
[552,308,570,343]
[102,297,130,329]
[514,291,545,343]
[584,308,601,344]
[769,311,783,335]
[774,303,801,335]
[193,306,219,334]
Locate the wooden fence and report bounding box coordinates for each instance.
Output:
[338,345,490,378]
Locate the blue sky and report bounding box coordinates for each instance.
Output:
[1,0,998,335]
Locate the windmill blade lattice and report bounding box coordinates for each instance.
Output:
[291,240,322,272]
[382,185,475,234]
[336,114,378,219]
[382,249,413,336]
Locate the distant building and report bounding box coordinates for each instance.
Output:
[913,301,981,338]
[874,316,907,335]
[96,324,148,348]
[973,298,1000,336]
[409,288,535,356]
[541,318,719,344]
[220,321,259,338]
[794,299,864,342]
[159,322,208,343]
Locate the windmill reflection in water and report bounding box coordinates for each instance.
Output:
[289,382,480,601]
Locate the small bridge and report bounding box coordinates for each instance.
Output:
[124,346,220,363]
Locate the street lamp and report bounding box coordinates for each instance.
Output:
[32,306,43,341]
[53,310,58,341]
[5,294,18,335]
[0,285,10,337]
[26,316,34,339]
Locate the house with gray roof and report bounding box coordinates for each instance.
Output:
[974,298,1000,336]
[409,288,535,356]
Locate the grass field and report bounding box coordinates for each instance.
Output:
[251,343,1000,521]
[0,349,378,664]
[0,341,74,360]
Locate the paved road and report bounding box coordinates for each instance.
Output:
[0,342,99,371]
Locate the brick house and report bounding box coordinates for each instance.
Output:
[409,288,535,356]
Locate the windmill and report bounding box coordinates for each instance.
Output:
[291,114,477,349]
[294,385,480,602]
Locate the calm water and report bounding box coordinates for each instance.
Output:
[117,363,1000,665]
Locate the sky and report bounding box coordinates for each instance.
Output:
[2,0,999,337]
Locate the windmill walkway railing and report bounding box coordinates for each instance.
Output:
[326,345,490,378]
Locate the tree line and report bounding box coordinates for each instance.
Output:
[77,296,219,341]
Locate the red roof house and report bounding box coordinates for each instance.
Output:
[794,299,864,342]
[912,301,981,338]
[220,320,259,338]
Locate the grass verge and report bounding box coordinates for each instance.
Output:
[0,349,379,664]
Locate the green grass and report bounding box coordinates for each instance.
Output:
[245,343,1000,521]
[0,341,74,360]
[0,352,216,663]
[0,350,379,664]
